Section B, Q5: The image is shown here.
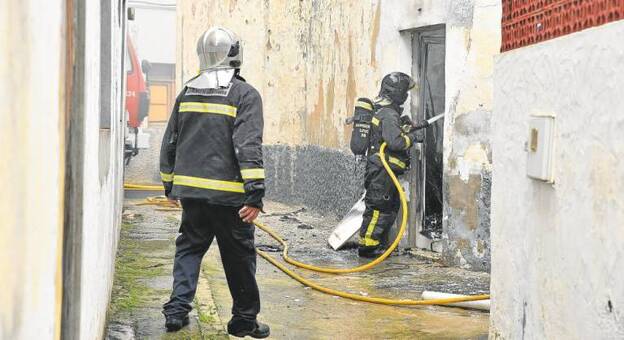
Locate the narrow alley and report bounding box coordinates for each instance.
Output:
[107,196,489,339]
[3,1,624,339]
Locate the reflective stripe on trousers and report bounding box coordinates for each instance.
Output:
[361,210,380,246]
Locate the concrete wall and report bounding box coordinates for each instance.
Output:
[178,0,500,269]
[0,1,66,338]
[491,21,624,339]
[0,0,126,339]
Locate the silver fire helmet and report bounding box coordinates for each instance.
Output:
[196,27,243,71]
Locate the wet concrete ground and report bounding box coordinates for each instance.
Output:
[106,199,229,339]
[108,196,489,339]
[204,201,490,339]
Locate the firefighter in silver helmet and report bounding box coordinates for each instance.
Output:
[358,72,424,258]
[160,27,270,338]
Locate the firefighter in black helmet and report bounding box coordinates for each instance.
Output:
[160,27,270,338]
[358,72,422,258]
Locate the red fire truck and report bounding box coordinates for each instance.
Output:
[124,36,150,164]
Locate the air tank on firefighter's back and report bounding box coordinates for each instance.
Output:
[348,98,375,157]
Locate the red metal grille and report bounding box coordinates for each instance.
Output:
[501,0,624,52]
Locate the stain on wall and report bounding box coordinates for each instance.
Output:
[440,0,500,271]
[370,2,381,68]
[177,0,385,148]
[444,109,493,271]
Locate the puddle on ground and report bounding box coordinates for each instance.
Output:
[107,322,135,340]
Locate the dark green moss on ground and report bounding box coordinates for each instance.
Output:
[109,225,169,315]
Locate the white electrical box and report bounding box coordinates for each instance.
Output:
[526,115,555,182]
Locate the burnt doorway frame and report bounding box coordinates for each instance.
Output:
[407,24,446,251]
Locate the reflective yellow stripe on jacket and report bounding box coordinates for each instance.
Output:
[240,168,265,180]
[161,172,174,182]
[179,102,238,118]
[173,175,244,193]
[371,117,380,126]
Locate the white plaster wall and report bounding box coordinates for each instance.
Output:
[79,1,126,338]
[0,1,65,338]
[491,21,624,339]
[1,1,125,338]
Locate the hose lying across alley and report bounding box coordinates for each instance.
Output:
[126,143,490,307]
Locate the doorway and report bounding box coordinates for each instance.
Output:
[408,25,445,251]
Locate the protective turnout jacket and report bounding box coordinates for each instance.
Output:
[160,76,265,208]
[367,103,420,173]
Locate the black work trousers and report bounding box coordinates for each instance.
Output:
[162,198,260,326]
[359,163,402,250]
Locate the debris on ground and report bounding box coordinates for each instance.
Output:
[296,223,314,230]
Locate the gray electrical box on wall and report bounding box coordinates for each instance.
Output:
[526,115,556,183]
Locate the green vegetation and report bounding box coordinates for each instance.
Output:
[109,220,168,315]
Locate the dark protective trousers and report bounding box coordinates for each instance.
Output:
[163,199,260,326]
[359,163,402,250]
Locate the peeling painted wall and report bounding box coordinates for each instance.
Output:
[491,21,624,339]
[178,0,500,270]
[438,0,500,272]
[178,0,389,148]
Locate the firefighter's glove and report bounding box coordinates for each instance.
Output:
[400,115,413,127]
[243,181,265,211]
[411,120,430,131]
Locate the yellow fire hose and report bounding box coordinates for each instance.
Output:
[126,143,490,306]
[124,183,163,191]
